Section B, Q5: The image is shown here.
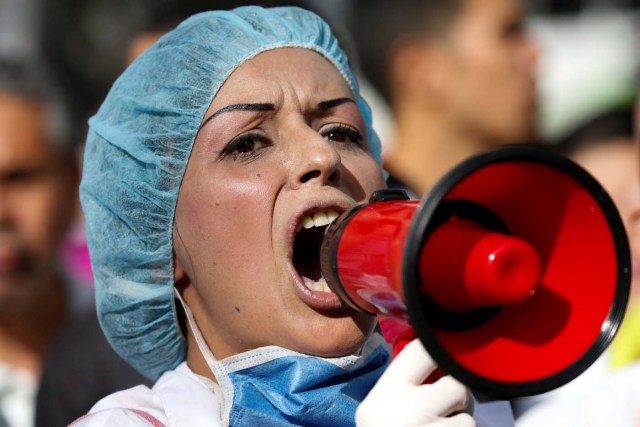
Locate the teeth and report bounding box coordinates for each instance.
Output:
[302,216,315,229]
[313,211,329,227]
[303,277,333,293]
[298,210,340,231]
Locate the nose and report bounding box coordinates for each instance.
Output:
[290,128,342,188]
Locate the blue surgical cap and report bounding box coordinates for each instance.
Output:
[80,6,383,380]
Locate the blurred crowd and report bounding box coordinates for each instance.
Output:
[0,0,638,426]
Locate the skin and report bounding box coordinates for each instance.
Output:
[571,140,640,299]
[0,94,78,374]
[386,0,539,196]
[125,31,165,66]
[172,48,386,378]
[437,0,539,145]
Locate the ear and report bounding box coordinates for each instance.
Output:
[172,222,194,293]
[173,250,188,286]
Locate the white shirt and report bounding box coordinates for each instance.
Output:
[0,363,38,427]
[70,362,222,427]
[516,361,640,427]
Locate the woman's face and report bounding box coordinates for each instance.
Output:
[173,48,385,360]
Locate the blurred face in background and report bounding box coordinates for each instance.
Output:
[125,30,165,66]
[438,0,539,145]
[571,139,640,299]
[0,94,77,310]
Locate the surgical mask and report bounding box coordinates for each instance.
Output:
[175,290,391,426]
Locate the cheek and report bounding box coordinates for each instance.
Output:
[616,179,640,235]
[174,177,276,276]
[17,181,73,254]
[350,155,386,198]
[457,51,524,117]
[446,54,493,109]
[458,38,517,87]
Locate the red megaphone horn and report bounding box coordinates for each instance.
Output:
[320,145,630,399]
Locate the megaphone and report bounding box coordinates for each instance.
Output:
[320,145,630,399]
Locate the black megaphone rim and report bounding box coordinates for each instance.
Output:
[402,144,631,399]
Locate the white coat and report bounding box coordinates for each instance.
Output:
[70,363,221,426]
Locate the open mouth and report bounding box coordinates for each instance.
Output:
[292,210,340,292]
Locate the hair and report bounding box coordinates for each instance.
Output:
[144,1,312,33]
[636,93,640,143]
[0,58,76,158]
[554,106,635,157]
[348,0,463,102]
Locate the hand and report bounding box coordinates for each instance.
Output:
[356,339,476,426]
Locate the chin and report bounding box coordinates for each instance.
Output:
[293,313,376,357]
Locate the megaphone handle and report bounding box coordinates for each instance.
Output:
[379,316,446,384]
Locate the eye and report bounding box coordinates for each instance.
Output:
[321,124,364,146]
[503,18,525,39]
[1,168,46,187]
[222,131,272,160]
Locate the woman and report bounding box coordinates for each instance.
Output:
[73,6,477,426]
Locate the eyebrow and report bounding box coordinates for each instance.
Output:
[317,97,356,111]
[200,103,275,130]
[199,97,357,130]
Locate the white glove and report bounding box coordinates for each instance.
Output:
[356,338,476,427]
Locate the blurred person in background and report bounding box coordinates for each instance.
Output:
[0,58,147,427]
[557,107,640,315]
[507,5,640,421]
[349,0,539,197]
[511,94,640,427]
[123,0,311,66]
[557,107,640,370]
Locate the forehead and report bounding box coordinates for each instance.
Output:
[208,48,352,108]
[574,139,636,169]
[458,0,521,23]
[0,94,53,164]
